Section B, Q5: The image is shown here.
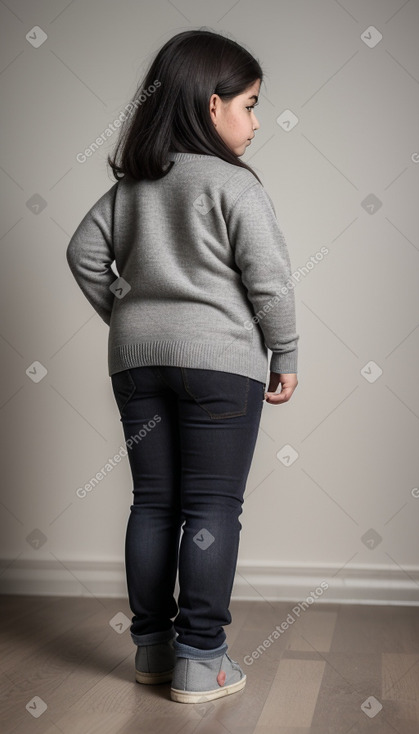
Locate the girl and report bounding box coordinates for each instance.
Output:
[66,28,299,704]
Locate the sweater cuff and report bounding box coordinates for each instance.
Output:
[270,348,298,375]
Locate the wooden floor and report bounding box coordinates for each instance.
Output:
[1,595,419,733]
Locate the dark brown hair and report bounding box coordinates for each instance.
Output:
[107,29,264,183]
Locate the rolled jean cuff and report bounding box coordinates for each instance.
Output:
[131,625,176,646]
[173,639,228,660]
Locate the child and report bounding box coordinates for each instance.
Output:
[66,28,299,704]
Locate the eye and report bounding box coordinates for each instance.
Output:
[246,103,259,112]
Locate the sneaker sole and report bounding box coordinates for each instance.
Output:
[170,674,246,703]
[136,668,174,684]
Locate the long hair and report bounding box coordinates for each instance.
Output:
[107,29,264,183]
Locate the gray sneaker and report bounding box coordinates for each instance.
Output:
[135,638,175,684]
[170,651,246,703]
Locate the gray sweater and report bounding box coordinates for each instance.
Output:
[66,152,299,385]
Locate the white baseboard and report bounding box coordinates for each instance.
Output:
[234,563,419,606]
[1,559,418,605]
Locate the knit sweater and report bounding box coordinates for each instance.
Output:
[66,152,299,385]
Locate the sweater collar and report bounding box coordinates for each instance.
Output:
[166,151,216,161]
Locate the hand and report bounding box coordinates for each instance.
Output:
[264,372,298,405]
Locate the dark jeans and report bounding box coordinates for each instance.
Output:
[111,365,265,650]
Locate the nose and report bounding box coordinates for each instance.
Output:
[251,109,260,131]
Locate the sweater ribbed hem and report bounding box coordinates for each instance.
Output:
[108,340,268,384]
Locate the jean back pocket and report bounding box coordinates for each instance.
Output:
[181,367,250,419]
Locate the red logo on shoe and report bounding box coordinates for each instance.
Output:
[217,671,226,686]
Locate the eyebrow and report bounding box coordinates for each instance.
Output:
[248,95,259,103]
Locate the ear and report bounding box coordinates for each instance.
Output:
[209,93,221,127]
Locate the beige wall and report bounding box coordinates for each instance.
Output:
[1,0,418,603]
